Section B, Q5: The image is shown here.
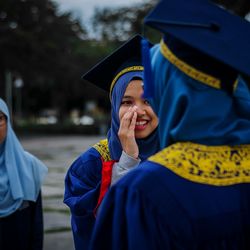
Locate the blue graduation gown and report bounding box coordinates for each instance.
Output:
[89,142,250,250]
[64,139,113,250]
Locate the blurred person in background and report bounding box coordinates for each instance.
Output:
[0,98,48,250]
[88,0,250,249]
[64,35,159,250]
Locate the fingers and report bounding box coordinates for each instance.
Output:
[119,106,138,140]
[120,106,138,128]
[129,110,137,130]
[118,106,139,159]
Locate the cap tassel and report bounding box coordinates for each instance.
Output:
[141,38,154,99]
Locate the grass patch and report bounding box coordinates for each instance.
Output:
[43,207,70,215]
[45,227,71,234]
[43,194,64,200]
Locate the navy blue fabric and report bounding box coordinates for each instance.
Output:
[90,162,250,250]
[0,192,44,250]
[162,34,238,93]
[144,0,250,79]
[82,35,147,92]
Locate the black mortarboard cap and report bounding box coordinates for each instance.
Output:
[82,34,148,94]
[144,0,250,79]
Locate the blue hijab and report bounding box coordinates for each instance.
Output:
[150,44,250,149]
[0,98,48,217]
[107,71,159,160]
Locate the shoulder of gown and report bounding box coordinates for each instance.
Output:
[90,154,250,250]
[64,146,103,214]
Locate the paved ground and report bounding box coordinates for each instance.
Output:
[20,135,104,250]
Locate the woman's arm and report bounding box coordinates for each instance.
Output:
[111,151,141,185]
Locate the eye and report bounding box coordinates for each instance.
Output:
[0,114,6,125]
[144,99,150,105]
[121,100,133,106]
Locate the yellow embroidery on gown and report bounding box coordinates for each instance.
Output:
[149,142,250,186]
[160,40,238,90]
[93,139,111,162]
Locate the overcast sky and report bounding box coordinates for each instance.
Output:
[52,0,145,23]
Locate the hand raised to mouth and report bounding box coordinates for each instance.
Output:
[118,105,139,159]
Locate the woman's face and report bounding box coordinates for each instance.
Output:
[119,79,158,139]
[0,112,7,144]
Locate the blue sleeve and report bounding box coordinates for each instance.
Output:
[89,173,172,250]
[64,147,102,250]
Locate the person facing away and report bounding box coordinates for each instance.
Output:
[63,35,159,250]
[0,98,48,250]
[89,1,250,249]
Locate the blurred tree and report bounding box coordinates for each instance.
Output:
[91,0,160,43]
[0,0,161,121]
[0,0,107,118]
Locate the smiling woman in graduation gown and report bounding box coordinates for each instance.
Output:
[63,35,159,250]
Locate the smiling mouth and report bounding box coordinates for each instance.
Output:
[135,120,149,130]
